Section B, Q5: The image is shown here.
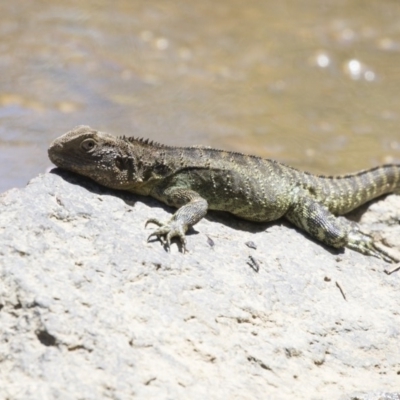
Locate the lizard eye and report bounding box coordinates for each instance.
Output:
[81,138,96,152]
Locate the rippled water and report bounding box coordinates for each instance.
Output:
[1,0,400,192]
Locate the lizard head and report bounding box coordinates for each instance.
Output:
[48,125,144,190]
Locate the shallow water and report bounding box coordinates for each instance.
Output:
[1,0,400,193]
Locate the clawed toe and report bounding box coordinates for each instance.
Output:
[147,231,166,245]
[145,218,163,228]
[347,229,399,263]
[145,218,188,252]
[371,242,399,263]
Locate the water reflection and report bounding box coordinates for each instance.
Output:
[0,0,400,192]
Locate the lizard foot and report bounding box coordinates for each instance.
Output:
[146,218,188,253]
[347,230,399,263]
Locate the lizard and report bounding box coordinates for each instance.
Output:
[48,125,400,262]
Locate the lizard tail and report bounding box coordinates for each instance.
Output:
[307,164,400,215]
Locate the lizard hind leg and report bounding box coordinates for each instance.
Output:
[284,190,397,262]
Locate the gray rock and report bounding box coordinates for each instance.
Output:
[341,392,400,400]
[0,169,399,400]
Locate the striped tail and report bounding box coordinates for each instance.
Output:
[307,164,400,215]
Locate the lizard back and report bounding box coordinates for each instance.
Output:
[146,144,400,220]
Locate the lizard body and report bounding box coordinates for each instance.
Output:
[48,125,400,261]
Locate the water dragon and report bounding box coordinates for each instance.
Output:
[48,125,400,262]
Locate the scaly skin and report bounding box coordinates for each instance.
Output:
[48,125,400,261]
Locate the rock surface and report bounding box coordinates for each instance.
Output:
[0,169,399,400]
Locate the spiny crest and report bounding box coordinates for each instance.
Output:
[119,135,165,148]
[186,145,269,160]
[118,135,252,155]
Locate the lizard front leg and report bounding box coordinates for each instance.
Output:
[285,189,397,263]
[146,188,208,252]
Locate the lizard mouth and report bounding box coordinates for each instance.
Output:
[48,143,87,174]
[48,148,64,168]
[48,140,65,166]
